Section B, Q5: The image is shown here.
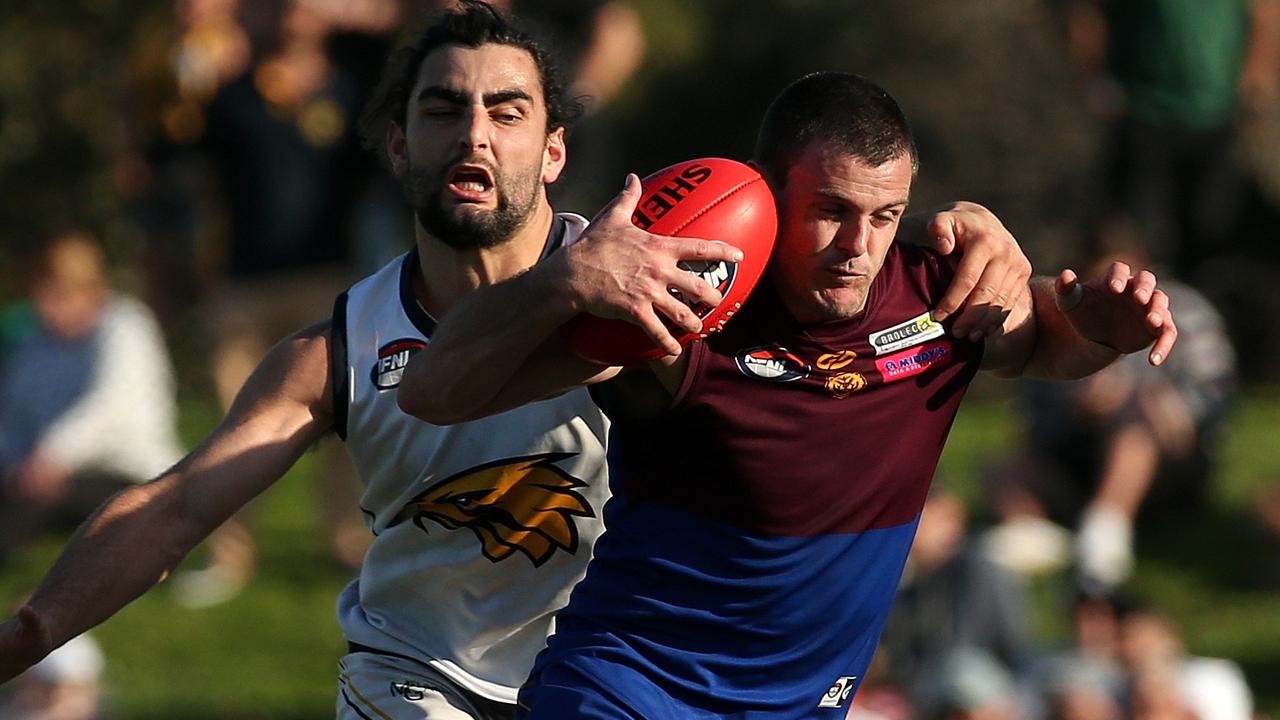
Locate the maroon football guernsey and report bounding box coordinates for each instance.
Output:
[607,242,985,537]
[521,244,988,718]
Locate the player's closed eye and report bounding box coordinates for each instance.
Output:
[423,106,462,120]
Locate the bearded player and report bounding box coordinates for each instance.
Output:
[397,72,1177,718]
[0,4,1035,719]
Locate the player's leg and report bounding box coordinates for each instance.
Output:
[337,651,516,720]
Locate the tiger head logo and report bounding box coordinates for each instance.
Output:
[405,453,595,566]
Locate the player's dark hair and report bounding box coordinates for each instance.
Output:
[754,72,918,189]
[357,0,581,157]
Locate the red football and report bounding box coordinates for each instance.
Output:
[561,157,777,365]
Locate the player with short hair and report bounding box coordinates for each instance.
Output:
[397,71,1177,718]
[0,3,1034,718]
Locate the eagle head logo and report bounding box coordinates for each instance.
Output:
[405,452,594,566]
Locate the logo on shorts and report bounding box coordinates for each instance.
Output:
[371,338,426,390]
[817,676,858,708]
[389,681,429,702]
[401,453,594,566]
[735,345,810,382]
[876,340,952,382]
[868,312,945,355]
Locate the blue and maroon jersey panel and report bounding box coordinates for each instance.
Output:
[523,244,984,718]
[610,242,983,538]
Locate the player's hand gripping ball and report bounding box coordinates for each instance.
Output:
[562,158,777,365]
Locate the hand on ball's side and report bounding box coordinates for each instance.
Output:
[563,174,742,357]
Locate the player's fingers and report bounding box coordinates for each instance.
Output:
[631,304,684,357]
[1131,269,1158,304]
[1055,268,1083,312]
[934,242,992,323]
[666,269,724,310]
[977,262,1023,337]
[653,292,703,336]
[1105,261,1132,293]
[925,214,957,255]
[593,173,644,225]
[1145,288,1170,328]
[994,264,1030,326]
[1149,310,1177,366]
[954,263,1014,341]
[667,237,744,264]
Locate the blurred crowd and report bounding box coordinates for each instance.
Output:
[0,0,1277,718]
[848,488,1260,720]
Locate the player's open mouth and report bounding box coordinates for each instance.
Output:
[447,165,495,201]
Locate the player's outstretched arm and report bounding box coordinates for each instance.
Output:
[0,322,336,685]
[397,174,741,425]
[898,201,1032,340]
[982,262,1177,379]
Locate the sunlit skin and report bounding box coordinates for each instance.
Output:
[768,143,914,325]
[389,43,565,252]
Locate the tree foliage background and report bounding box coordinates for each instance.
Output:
[0,0,172,298]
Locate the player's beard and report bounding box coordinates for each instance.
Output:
[405,157,542,250]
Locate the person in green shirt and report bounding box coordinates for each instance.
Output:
[1066,0,1280,279]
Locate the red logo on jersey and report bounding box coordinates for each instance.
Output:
[371,338,426,390]
[735,345,810,382]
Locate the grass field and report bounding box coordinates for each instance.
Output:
[2,387,1278,719]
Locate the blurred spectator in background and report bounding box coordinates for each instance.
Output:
[0,632,108,720]
[844,656,913,720]
[1065,0,1280,284]
[510,0,646,214]
[934,647,1022,720]
[1119,604,1255,720]
[1019,591,1129,720]
[879,488,1030,720]
[0,297,37,365]
[122,0,253,325]
[984,219,1238,592]
[0,231,183,564]
[164,0,380,607]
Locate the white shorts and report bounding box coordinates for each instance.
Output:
[336,649,517,720]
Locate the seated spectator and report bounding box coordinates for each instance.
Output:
[935,647,1021,720]
[0,231,184,562]
[985,221,1237,591]
[1118,604,1254,720]
[879,487,1030,719]
[1018,590,1129,720]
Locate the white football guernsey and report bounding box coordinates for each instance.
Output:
[332,214,610,703]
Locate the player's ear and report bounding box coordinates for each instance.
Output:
[543,126,566,184]
[386,121,409,178]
